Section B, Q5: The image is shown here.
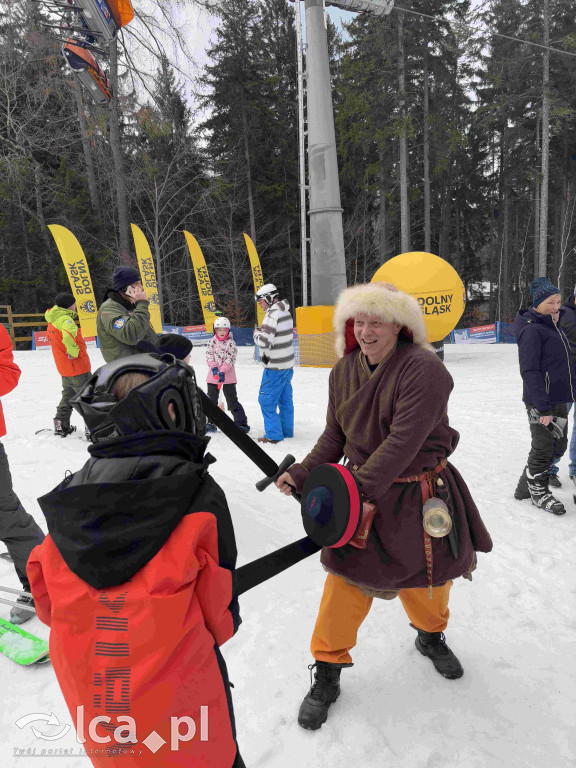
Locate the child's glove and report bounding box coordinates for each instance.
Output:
[211,366,219,379]
[218,371,225,384]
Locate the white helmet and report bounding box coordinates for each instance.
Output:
[255,283,279,305]
[213,317,231,329]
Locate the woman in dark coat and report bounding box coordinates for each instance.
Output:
[276,282,492,731]
[513,277,574,515]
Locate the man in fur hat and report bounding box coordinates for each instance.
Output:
[276,282,492,730]
[96,266,158,363]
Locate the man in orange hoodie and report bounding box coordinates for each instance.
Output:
[45,292,92,436]
[28,353,244,767]
[0,324,45,623]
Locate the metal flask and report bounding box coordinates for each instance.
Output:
[422,497,452,538]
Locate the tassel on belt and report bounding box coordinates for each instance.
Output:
[394,458,448,599]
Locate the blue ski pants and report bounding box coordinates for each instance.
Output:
[258,368,294,442]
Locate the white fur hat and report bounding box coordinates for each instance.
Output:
[333,282,432,358]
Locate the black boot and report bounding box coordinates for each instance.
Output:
[9,594,35,625]
[412,626,464,679]
[53,417,76,437]
[514,467,530,500]
[526,469,566,515]
[298,661,352,730]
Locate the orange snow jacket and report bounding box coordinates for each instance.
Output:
[45,306,91,377]
[28,432,241,768]
[0,324,20,438]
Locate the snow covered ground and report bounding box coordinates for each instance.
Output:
[0,343,574,768]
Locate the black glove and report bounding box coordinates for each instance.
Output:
[262,353,269,365]
[218,371,225,383]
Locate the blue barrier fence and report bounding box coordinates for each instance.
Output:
[447,321,515,344]
[161,325,256,346]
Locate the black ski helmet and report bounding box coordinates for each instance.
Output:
[71,353,206,443]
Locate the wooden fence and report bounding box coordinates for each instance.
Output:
[0,305,48,348]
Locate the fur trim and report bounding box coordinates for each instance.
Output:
[334,283,433,358]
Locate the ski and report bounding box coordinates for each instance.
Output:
[0,618,49,665]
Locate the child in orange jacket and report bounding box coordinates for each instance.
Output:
[27,353,245,768]
[45,292,92,436]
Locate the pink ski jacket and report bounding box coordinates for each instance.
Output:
[206,333,238,385]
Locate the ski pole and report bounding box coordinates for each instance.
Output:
[0,585,32,598]
[0,586,35,613]
[0,597,36,613]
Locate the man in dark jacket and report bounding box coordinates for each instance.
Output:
[27,354,245,768]
[96,266,158,363]
[276,282,492,731]
[513,278,573,514]
[0,324,45,624]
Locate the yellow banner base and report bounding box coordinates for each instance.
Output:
[295,306,337,368]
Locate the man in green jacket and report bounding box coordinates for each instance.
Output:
[96,266,158,363]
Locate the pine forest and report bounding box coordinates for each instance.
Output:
[1,0,576,328]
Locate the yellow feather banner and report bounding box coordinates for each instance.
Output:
[47,224,98,337]
[183,231,219,333]
[243,233,264,326]
[130,224,162,333]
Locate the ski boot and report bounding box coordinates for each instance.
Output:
[9,594,35,625]
[548,474,562,488]
[526,469,566,515]
[514,468,530,500]
[205,423,217,433]
[412,625,464,679]
[297,661,352,730]
[53,417,76,437]
[236,424,250,433]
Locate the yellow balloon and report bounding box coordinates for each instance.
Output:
[371,252,465,342]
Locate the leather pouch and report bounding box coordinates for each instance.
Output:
[348,502,376,549]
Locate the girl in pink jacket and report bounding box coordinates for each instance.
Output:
[206,318,250,433]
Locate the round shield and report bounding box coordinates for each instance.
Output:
[301,464,362,548]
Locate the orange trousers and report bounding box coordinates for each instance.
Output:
[311,573,452,664]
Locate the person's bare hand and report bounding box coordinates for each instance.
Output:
[130,284,149,303]
[275,471,295,496]
[539,415,553,426]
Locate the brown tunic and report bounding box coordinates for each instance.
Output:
[289,340,492,592]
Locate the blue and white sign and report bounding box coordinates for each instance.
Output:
[453,324,497,344]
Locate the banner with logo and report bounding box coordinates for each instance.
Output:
[162,324,212,346]
[47,225,98,337]
[131,223,162,333]
[243,233,265,326]
[183,231,220,333]
[453,324,497,344]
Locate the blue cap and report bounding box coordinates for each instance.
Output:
[529,277,560,307]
